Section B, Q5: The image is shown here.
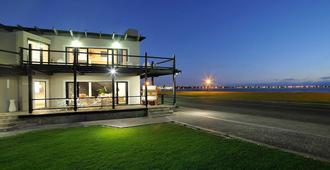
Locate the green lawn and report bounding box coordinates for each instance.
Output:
[0,123,329,169]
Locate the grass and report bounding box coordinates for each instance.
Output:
[173,91,330,104]
[0,123,329,169]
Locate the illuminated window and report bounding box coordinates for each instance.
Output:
[28,40,49,64]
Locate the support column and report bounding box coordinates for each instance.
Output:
[112,75,115,109]
[172,54,177,106]
[144,52,148,108]
[28,44,33,114]
[73,48,78,111]
[112,51,115,109]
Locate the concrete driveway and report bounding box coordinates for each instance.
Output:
[169,107,330,161]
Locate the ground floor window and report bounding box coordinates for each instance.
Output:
[65,81,128,107]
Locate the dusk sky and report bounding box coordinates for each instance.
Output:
[1,0,330,85]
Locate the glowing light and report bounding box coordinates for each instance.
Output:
[145,81,150,86]
[112,41,121,48]
[109,68,116,75]
[203,75,214,87]
[71,39,82,47]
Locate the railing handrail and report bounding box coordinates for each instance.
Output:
[20,47,174,60]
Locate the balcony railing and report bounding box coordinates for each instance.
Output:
[20,46,175,70]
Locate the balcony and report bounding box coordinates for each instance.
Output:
[19,47,177,77]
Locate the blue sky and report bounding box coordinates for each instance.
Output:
[1,0,330,85]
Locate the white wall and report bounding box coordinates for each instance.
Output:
[0,31,17,64]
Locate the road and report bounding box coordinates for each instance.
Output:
[168,96,330,160]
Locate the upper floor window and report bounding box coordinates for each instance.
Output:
[66,47,128,66]
[28,40,49,64]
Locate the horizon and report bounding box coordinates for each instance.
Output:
[1,0,330,86]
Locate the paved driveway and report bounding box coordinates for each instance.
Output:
[169,107,330,160]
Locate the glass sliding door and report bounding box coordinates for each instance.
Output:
[116,82,128,104]
[33,80,47,109]
[28,40,49,64]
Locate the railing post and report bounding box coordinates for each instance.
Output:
[28,44,32,65]
[47,48,50,65]
[28,65,33,114]
[27,44,33,113]
[144,52,148,108]
[172,54,177,106]
[73,48,78,111]
[112,74,115,109]
[112,50,115,109]
[19,47,23,65]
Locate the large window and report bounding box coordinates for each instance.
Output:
[66,47,128,65]
[28,40,49,64]
[65,81,128,107]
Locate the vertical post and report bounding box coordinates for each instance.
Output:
[151,61,154,85]
[28,44,32,65]
[19,47,23,65]
[28,44,33,113]
[112,50,115,109]
[47,47,50,65]
[144,52,148,108]
[112,75,115,109]
[73,48,78,111]
[172,54,177,106]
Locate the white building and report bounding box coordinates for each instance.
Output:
[0,24,178,114]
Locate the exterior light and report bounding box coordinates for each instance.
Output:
[112,41,121,48]
[145,81,150,86]
[109,68,116,75]
[71,39,82,47]
[205,79,212,85]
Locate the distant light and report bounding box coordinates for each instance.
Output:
[145,81,150,86]
[112,41,121,48]
[203,76,214,86]
[109,68,116,75]
[71,39,82,47]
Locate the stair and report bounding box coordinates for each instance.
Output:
[0,114,19,132]
[148,106,174,117]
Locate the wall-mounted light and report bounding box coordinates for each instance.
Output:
[109,68,116,75]
[111,41,121,49]
[71,39,82,47]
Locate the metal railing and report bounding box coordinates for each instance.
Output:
[20,47,175,70]
[31,95,167,111]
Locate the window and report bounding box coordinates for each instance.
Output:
[65,47,128,65]
[28,40,49,64]
[66,48,88,64]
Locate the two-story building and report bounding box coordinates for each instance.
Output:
[0,24,179,130]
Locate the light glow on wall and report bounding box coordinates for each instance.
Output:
[111,41,121,49]
[71,39,82,47]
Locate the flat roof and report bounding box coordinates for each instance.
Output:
[0,23,146,41]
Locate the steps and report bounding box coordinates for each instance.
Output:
[148,106,174,117]
[0,114,19,132]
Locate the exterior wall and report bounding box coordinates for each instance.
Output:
[16,31,51,62]
[43,35,140,65]
[0,31,17,64]
[20,73,141,111]
[0,76,19,112]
